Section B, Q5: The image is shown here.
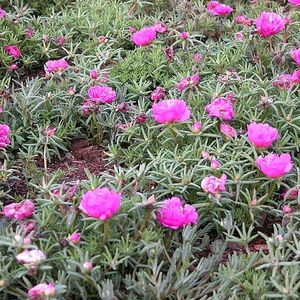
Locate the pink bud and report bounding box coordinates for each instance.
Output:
[135,113,147,124]
[69,87,76,96]
[68,232,81,245]
[83,261,93,272]
[201,151,211,160]
[90,69,98,79]
[41,34,49,42]
[283,205,292,214]
[98,36,107,43]
[194,52,202,63]
[55,35,65,46]
[191,121,202,133]
[250,199,257,206]
[276,234,283,241]
[44,126,57,137]
[8,64,18,71]
[210,159,221,170]
[180,32,189,40]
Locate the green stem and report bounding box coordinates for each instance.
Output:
[168,124,178,145]
[92,111,104,143]
[103,220,110,244]
[267,181,278,202]
[135,210,152,240]
[43,139,49,184]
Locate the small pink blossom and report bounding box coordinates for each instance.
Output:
[16,249,46,266]
[201,174,227,195]
[135,113,147,124]
[235,31,244,42]
[176,74,200,93]
[68,232,81,245]
[201,151,211,160]
[25,28,35,39]
[290,48,300,66]
[88,86,117,103]
[44,126,57,137]
[44,58,69,73]
[180,32,189,40]
[256,153,293,179]
[283,205,292,214]
[211,159,221,170]
[191,121,202,133]
[0,7,6,19]
[207,1,233,16]
[273,73,298,89]
[83,261,93,272]
[205,97,235,121]
[154,22,168,33]
[194,52,202,63]
[163,46,174,61]
[3,200,35,220]
[0,124,10,148]
[255,12,286,38]
[235,15,252,26]
[79,188,121,220]
[98,36,107,43]
[288,0,300,6]
[8,64,18,71]
[90,69,98,79]
[281,188,299,200]
[156,197,198,230]
[3,45,21,59]
[55,35,65,46]
[152,99,190,124]
[151,87,165,101]
[131,26,156,46]
[247,122,279,148]
[28,283,56,300]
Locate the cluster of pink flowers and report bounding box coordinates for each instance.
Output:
[255,12,287,38]
[44,58,69,73]
[87,86,117,103]
[3,45,21,59]
[156,197,198,229]
[79,188,121,220]
[28,283,56,300]
[207,1,233,16]
[176,74,200,93]
[152,99,190,124]
[0,124,10,148]
[3,200,35,220]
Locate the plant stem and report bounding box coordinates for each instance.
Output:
[43,138,48,183]
[135,209,152,240]
[103,220,110,244]
[92,111,104,143]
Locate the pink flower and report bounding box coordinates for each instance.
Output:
[3,200,35,220]
[201,174,227,195]
[68,232,81,245]
[3,45,21,59]
[98,36,107,43]
[281,188,298,200]
[220,123,236,138]
[83,261,93,272]
[207,1,233,16]
[288,0,300,6]
[8,64,18,71]
[44,58,69,73]
[205,97,235,121]
[282,205,292,214]
[247,122,279,148]
[152,99,190,124]
[235,31,244,42]
[151,87,165,101]
[273,73,298,89]
[0,124,10,148]
[255,12,286,38]
[156,197,198,230]
[25,28,35,39]
[28,283,56,300]
[180,32,189,40]
[176,74,200,93]
[191,121,202,133]
[88,86,117,103]
[79,188,121,220]
[201,151,211,160]
[44,126,57,137]
[0,7,6,19]
[135,113,147,124]
[235,15,252,26]
[154,22,168,33]
[55,35,65,46]
[90,69,98,79]
[290,48,300,66]
[194,52,202,63]
[82,99,93,115]
[131,26,156,46]
[256,153,293,179]
[211,159,221,170]
[16,249,46,266]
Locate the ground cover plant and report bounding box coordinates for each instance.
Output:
[1,0,300,299]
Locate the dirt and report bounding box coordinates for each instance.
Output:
[44,139,110,181]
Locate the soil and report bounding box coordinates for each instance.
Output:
[46,139,109,181]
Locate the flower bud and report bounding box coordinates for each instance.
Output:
[83,261,93,273]
[180,32,188,40]
[191,121,202,133]
[90,69,98,79]
[210,159,221,170]
[283,205,292,214]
